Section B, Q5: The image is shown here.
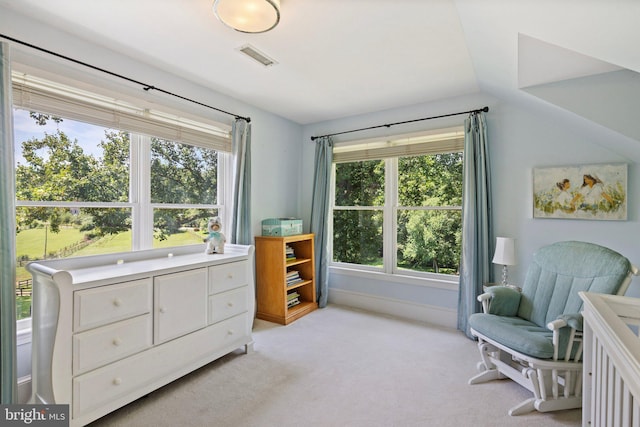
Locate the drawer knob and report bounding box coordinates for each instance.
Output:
[113,298,122,307]
[227,329,234,335]
[113,338,122,347]
[159,307,166,314]
[113,377,122,386]
[227,273,233,279]
[227,302,234,307]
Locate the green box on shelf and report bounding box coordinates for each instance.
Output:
[261,218,303,236]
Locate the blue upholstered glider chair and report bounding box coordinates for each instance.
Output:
[469,241,638,416]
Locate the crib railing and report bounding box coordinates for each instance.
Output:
[581,292,640,427]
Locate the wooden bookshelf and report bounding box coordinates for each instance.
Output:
[255,233,317,325]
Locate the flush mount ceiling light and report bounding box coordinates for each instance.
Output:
[213,0,281,34]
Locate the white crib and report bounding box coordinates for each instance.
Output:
[581,292,640,427]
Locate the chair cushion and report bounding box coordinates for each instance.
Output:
[469,313,554,359]
[517,241,631,327]
[486,286,521,316]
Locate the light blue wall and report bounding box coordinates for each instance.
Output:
[245,110,303,236]
[522,70,640,142]
[300,91,640,310]
[489,100,640,296]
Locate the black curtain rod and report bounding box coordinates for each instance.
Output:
[0,33,251,123]
[310,106,489,141]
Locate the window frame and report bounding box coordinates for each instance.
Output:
[329,127,464,282]
[12,74,233,323]
[13,115,230,253]
[12,72,233,252]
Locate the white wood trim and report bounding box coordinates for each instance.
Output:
[328,288,457,329]
[581,292,640,426]
[329,265,459,291]
[18,376,31,404]
[385,158,397,275]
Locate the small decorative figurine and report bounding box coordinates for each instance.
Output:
[204,216,226,254]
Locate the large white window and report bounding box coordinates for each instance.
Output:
[331,127,464,278]
[13,74,232,320]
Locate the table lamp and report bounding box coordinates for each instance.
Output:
[493,237,516,286]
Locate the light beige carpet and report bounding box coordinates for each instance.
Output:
[89,305,581,426]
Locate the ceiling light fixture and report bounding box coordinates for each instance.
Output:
[213,0,281,34]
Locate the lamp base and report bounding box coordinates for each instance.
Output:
[501,265,509,286]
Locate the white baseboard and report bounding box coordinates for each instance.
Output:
[18,376,31,404]
[328,288,458,329]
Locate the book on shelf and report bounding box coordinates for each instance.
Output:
[287,291,300,308]
[287,298,300,308]
[286,270,304,286]
[285,245,297,262]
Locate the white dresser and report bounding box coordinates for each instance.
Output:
[27,244,255,427]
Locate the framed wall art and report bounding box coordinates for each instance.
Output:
[532,163,627,220]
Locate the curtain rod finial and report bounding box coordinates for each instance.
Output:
[482,106,489,112]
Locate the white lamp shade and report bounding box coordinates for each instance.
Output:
[213,0,281,33]
[492,237,516,266]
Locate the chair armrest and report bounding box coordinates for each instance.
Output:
[547,313,583,332]
[476,286,521,316]
[547,313,584,361]
[477,292,492,313]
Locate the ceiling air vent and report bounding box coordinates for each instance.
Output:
[237,44,277,67]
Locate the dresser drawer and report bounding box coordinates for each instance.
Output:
[73,313,250,418]
[74,278,152,332]
[73,352,153,418]
[73,314,152,375]
[209,261,248,294]
[208,286,248,324]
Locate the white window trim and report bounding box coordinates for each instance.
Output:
[329,127,464,281]
[13,71,233,250]
[131,133,150,250]
[329,265,459,291]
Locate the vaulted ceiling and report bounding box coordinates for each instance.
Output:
[0,0,639,133]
